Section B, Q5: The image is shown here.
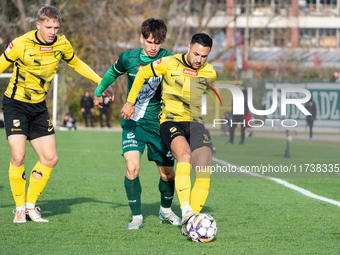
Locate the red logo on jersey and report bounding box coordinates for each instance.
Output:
[6,42,14,53]
[153,58,162,68]
[183,69,198,76]
[40,47,53,51]
[138,65,144,71]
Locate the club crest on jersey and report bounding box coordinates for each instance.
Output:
[127,132,135,139]
[6,42,14,53]
[183,69,198,76]
[54,51,62,60]
[153,58,162,68]
[13,119,20,127]
[40,47,53,51]
[138,65,144,71]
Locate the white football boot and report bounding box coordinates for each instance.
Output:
[159,208,182,226]
[126,218,143,230]
[13,209,27,223]
[26,207,49,222]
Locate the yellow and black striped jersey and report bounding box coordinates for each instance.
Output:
[0,30,101,103]
[127,54,216,124]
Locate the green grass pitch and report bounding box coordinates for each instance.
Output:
[0,129,339,254]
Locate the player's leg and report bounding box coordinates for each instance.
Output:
[8,135,27,223]
[145,127,181,225]
[191,146,212,214]
[27,134,58,222]
[124,151,143,229]
[157,165,181,225]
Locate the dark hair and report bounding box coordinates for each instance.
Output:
[37,6,62,23]
[141,18,167,44]
[190,33,213,48]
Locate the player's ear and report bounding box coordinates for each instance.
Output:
[36,22,40,30]
[140,34,144,44]
[187,44,191,53]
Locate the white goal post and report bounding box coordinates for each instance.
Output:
[0,73,58,127]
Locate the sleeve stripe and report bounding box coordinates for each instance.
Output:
[63,52,75,62]
[150,63,157,77]
[3,53,14,63]
[113,64,124,75]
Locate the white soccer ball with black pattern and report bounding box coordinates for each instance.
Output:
[186,213,217,243]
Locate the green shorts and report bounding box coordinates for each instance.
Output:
[121,120,174,167]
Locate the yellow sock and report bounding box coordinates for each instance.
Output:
[190,171,211,213]
[25,162,53,204]
[9,163,26,207]
[175,162,191,208]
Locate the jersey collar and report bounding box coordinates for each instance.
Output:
[181,53,206,70]
[34,30,58,46]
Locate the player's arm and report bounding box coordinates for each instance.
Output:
[0,54,13,74]
[121,58,168,119]
[121,64,154,119]
[63,38,101,84]
[0,41,19,74]
[66,56,101,84]
[94,67,118,108]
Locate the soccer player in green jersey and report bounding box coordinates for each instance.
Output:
[93,18,181,229]
[0,6,102,223]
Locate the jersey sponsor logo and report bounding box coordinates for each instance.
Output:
[138,65,144,71]
[127,132,135,139]
[153,58,162,68]
[169,127,177,133]
[183,69,198,76]
[13,119,20,127]
[6,42,14,53]
[40,47,53,51]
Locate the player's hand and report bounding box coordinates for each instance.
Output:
[93,95,103,108]
[121,102,135,120]
[104,87,115,102]
[81,107,85,113]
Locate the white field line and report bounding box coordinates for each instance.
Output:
[212,157,340,207]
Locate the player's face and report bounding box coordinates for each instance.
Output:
[141,34,162,58]
[187,43,211,70]
[36,19,59,44]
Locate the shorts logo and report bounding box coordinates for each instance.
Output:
[13,119,20,127]
[169,127,177,133]
[6,42,14,53]
[203,134,210,143]
[127,132,135,139]
[48,127,54,132]
[166,151,173,158]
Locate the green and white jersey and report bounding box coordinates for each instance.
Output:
[113,48,171,124]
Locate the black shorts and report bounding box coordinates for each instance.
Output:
[2,96,55,140]
[160,121,211,152]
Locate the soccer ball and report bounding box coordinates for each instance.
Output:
[186,213,217,243]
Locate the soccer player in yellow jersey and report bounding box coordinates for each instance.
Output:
[0,6,102,223]
[121,33,216,236]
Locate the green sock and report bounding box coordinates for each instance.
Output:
[124,176,142,215]
[159,177,174,208]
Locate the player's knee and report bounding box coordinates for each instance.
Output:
[44,155,58,168]
[164,169,175,181]
[126,162,140,176]
[179,152,191,163]
[12,154,25,166]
